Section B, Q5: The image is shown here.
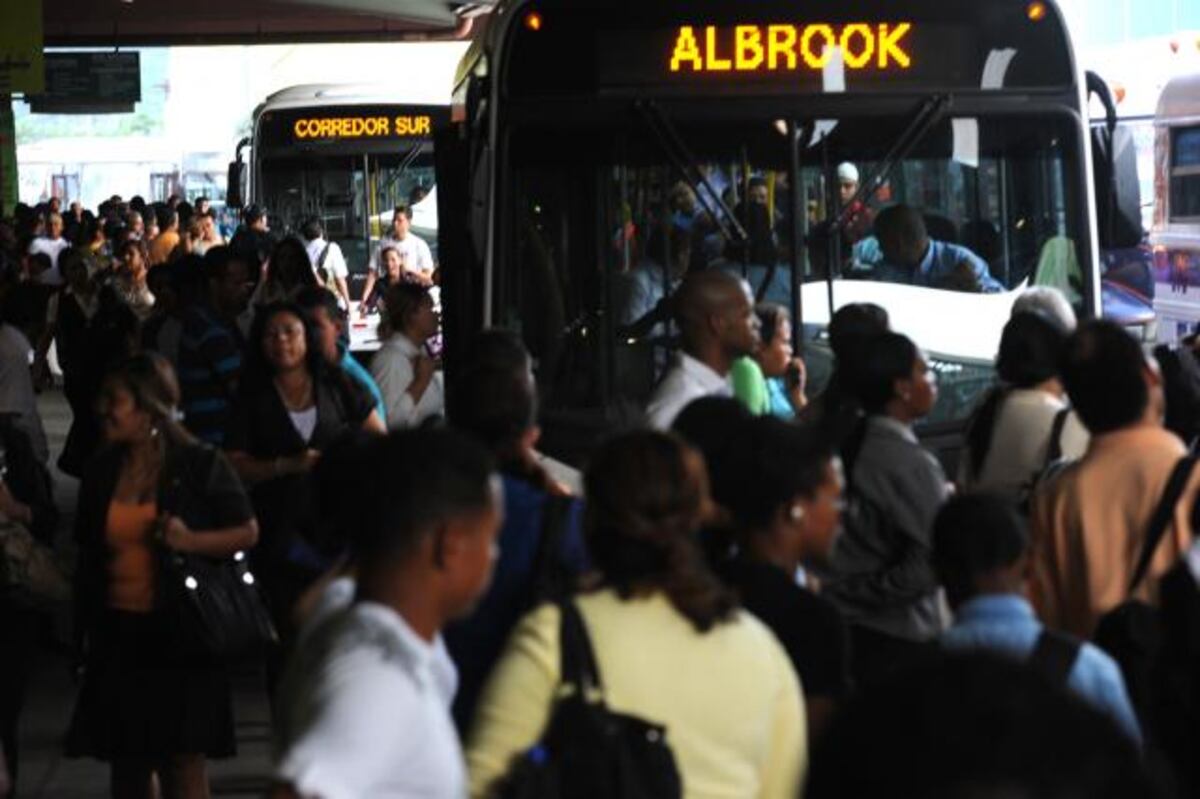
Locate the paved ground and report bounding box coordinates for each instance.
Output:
[15,389,275,798]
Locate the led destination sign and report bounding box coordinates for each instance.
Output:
[256,104,449,152]
[292,114,433,140]
[507,7,1075,98]
[669,23,914,73]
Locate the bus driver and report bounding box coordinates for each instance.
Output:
[873,204,1003,294]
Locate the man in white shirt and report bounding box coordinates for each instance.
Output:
[0,321,49,463]
[361,205,435,314]
[372,284,444,429]
[272,428,503,799]
[646,270,761,429]
[300,217,353,310]
[27,213,69,286]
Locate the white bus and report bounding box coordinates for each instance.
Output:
[1151,71,1200,343]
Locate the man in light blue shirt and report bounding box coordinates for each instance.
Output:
[933,493,1141,744]
[874,204,1004,293]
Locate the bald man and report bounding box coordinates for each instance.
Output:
[646,270,761,429]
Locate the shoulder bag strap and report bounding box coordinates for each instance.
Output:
[1044,408,1071,468]
[558,599,602,694]
[316,242,333,285]
[1129,455,1198,594]
[1029,629,1082,686]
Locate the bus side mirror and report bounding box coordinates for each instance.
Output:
[226,160,246,209]
[1088,71,1144,250]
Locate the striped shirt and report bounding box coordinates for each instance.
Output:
[178,305,243,446]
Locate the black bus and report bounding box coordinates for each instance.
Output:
[438,0,1126,463]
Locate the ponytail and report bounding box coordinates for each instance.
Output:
[965,386,1012,481]
[584,431,737,632]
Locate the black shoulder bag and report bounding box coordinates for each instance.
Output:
[498,600,682,799]
[158,447,278,661]
[1094,455,1198,716]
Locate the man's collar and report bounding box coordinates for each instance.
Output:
[955,594,1035,623]
[679,351,729,387]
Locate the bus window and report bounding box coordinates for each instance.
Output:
[1170,126,1200,222]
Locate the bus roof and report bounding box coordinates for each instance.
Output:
[260,83,451,113]
[1157,71,1200,122]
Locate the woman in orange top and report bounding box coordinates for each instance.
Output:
[67,353,259,799]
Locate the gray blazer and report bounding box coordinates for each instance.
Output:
[823,416,951,642]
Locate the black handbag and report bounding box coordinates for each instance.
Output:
[156,444,278,661]
[498,600,682,799]
[162,546,278,661]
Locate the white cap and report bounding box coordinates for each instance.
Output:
[837,162,860,183]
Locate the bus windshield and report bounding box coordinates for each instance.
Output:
[258,150,436,278]
[501,109,1082,424]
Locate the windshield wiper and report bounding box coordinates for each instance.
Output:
[637,100,748,246]
[831,94,949,230]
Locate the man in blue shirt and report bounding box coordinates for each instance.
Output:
[874,204,1004,293]
[178,247,250,446]
[933,493,1141,744]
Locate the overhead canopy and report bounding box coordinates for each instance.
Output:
[42,0,489,47]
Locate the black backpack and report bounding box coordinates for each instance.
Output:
[1094,455,1197,720]
[497,600,682,799]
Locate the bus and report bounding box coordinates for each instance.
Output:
[438,0,1135,464]
[1150,71,1200,343]
[229,84,449,349]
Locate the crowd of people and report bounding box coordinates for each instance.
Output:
[0,190,1198,799]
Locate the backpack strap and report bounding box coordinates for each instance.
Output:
[1029,629,1082,686]
[559,599,602,694]
[1044,408,1070,468]
[1129,455,1199,594]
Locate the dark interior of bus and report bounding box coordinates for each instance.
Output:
[491,108,1083,465]
[258,149,436,296]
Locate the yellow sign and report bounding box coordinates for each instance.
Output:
[669,23,913,73]
[0,0,44,94]
[293,114,433,140]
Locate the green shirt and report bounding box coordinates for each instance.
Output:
[731,356,770,416]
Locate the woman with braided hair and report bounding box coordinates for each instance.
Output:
[466,430,806,799]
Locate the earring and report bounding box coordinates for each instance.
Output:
[150,425,160,439]
[789,505,805,522]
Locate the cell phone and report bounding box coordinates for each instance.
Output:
[785,362,803,390]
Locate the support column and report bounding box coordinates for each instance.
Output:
[0,96,16,215]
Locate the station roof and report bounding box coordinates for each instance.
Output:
[42,0,489,47]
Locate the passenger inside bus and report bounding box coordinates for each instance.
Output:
[361,205,434,315]
[836,162,874,245]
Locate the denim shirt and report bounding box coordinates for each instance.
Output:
[876,240,1004,293]
[942,594,1142,744]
